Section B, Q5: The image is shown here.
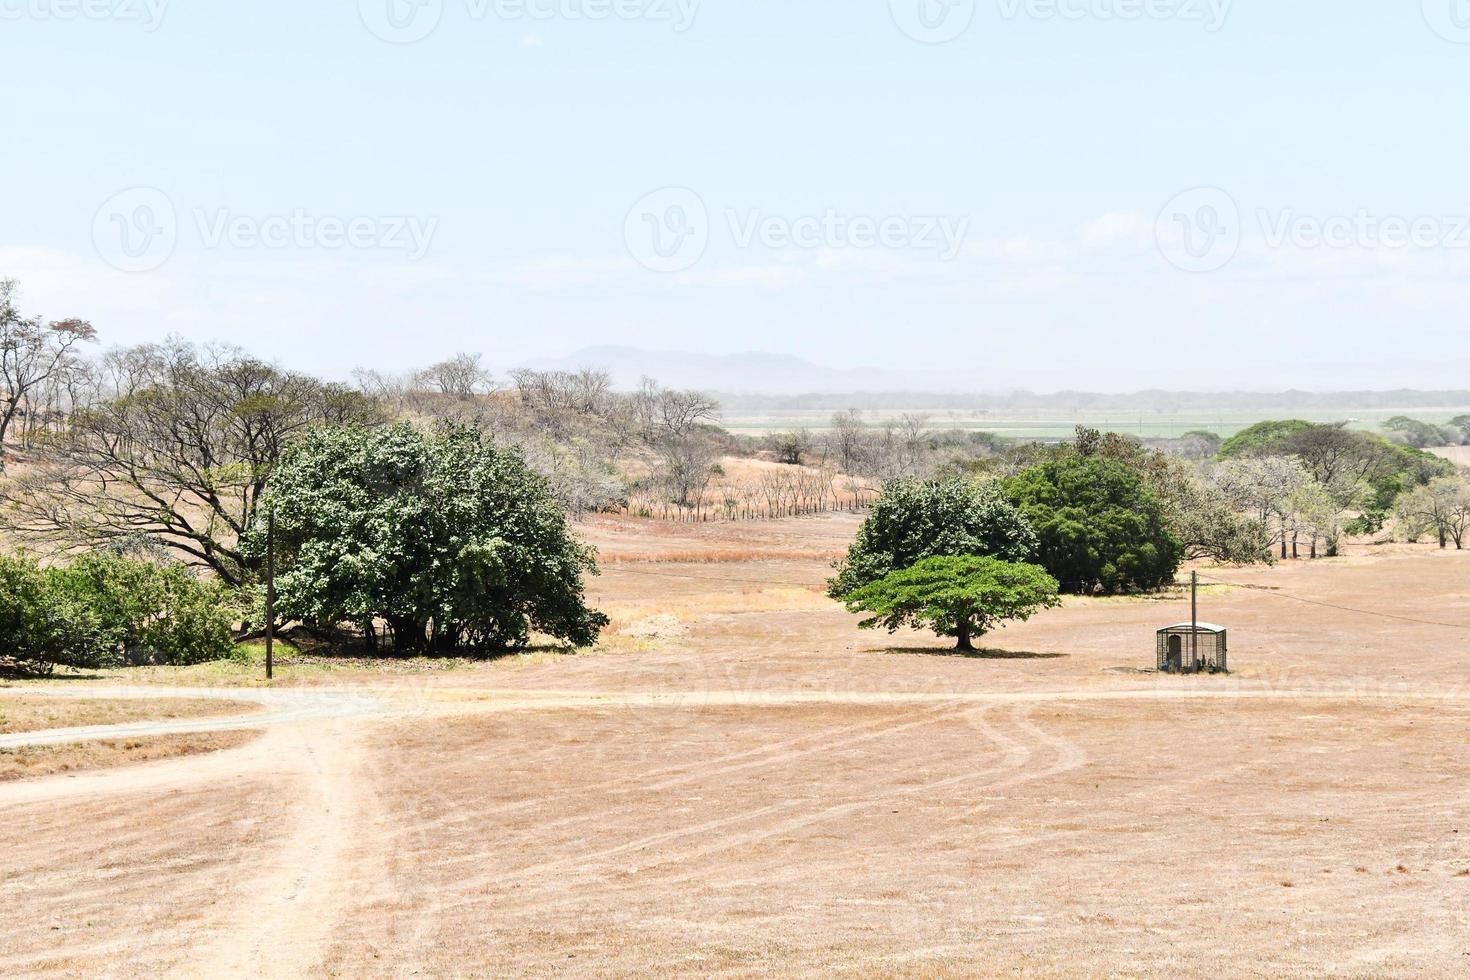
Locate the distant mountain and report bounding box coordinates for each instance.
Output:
[513,346,948,394]
[511,347,1470,412]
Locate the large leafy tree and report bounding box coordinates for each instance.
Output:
[252,423,607,654]
[843,556,1061,652]
[1218,419,1452,512]
[1005,456,1182,595]
[1066,427,1265,564]
[827,478,1037,600]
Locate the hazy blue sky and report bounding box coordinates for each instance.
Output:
[3,1,1469,390]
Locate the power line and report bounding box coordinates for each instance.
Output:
[1197,574,1470,632]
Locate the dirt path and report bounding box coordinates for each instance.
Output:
[0,686,384,749]
[185,719,373,978]
[4,518,1469,976]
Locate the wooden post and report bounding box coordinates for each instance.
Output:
[265,510,275,682]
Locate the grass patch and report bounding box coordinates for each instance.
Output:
[0,730,260,782]
[0,696,260,734]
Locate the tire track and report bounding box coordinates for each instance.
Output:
[417,703,1075,926]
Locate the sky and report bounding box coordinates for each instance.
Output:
[3,0,1470,392]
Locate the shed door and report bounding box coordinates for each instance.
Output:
[1167,634,1182,671]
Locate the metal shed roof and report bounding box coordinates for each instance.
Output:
[1158,622,1227,633]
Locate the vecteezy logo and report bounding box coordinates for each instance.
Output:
[93,187,178,273]
[359,0,443,43]
[890,0,975,44]
[1155,186,1241,273]
[624,187,709,273]
[1423,0,1470,43]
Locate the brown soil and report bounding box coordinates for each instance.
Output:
[2,513,1469,977]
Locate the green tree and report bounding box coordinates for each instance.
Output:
[1068,427,1263,564]
[250,423,607,654]
[1218,419,1312,458]
[50,553,237,666]
[827,478,1037,600]
[0,556,111,675]
[843,556,1061,652]
[1384,416,1453,450]
[1005,456,1182,594]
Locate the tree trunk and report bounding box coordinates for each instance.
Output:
[956,618,975,653]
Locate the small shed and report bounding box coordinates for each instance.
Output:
[1156,623,1228,674]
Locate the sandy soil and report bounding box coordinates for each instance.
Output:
[2,513,1469,977]
[1430,445,1470,467]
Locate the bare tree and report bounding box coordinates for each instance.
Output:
[768,428,814,466]
[414,352,495,400]
[1397,474,1470,549]
[0,280,97,468]
[1214,455,1312,560]
[829,408,867,475]
[0,342,379,584]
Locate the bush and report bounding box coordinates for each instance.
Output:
[843,556,1061,652]
[828,479,1037,600]
[0,556,112,675]
[249,422,608,654]
[51,553,237,666]
[0,553,235,675]
[1005,456,1182,595]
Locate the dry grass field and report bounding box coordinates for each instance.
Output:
[2,512,1469,977]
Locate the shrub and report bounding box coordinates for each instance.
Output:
[249,422,608,654]
[843,556,1062,652]
[0,556,111,675]
[51,553,237,666]
[0,553,235,675]
[828,479,1037,600]
[1004,456,1182,595]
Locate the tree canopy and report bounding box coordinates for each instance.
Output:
[842,556,1061,652]
[1004,455,1182,594]
[251,423,608,654]
[827,478,1037,600]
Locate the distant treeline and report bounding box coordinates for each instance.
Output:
[717,390,1470,413]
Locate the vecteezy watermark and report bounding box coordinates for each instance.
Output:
[890,0,1230,43]
[0,0,169,30]
[1155,186,1241,274]
[889,0,976,44]
[93,188,178,274]
[1257,210,1470,252]
[93,189,439,272]
[624,187,970,273]
[1156,186,1470,273]
[624,187,709,273]
[359,0,699,44]
[1421,0,1470,43]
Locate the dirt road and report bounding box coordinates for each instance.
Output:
[3,514,1469,977]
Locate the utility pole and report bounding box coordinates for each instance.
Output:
[1190,569,1199,671]
[265,510,276,682]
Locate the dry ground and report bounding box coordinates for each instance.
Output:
[0,696,259,735]
[0,730,260,783]
[2,512,1469,977]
